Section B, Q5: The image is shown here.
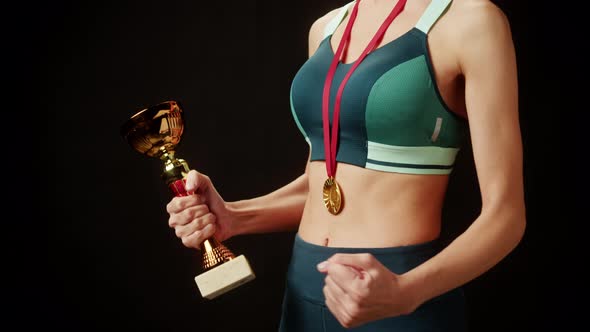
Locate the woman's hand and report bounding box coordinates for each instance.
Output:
[166,170,234,249]
[317,253,416,329]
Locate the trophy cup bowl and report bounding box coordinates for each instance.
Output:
[120,101,255,299]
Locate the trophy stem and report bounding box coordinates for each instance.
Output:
[161,150,239,271]
[200,238,236,271]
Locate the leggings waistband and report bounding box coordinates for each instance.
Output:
[286,234,442,303]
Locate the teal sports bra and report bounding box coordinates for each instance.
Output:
[290,0,468,175]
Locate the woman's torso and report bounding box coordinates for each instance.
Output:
[295,0,469,248]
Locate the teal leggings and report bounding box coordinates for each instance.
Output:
[279,234,467,332]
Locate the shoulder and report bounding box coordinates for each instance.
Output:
[445,0,512,44]
[455,0,510,34]
[437,0,514,71]
[307,3,351,57]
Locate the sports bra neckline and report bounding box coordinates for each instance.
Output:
[324,27,420,66]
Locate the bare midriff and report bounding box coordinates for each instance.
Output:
[297,161,449,248]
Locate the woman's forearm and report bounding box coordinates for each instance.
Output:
[400,203,526,312]
[226,173,309,236]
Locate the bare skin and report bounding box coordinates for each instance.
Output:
[166,0,525,328]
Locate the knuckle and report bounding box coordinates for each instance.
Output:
[205,212,217,222]
[197,225,210,238]
[166,197,181,213]
[174,227,182,238]
[364,276,374,288]
[186,207,198,220]
[185,206,200,219]
[176,198,188,210]
[357,285,370,299]
[183,232,202,248]
[349,291,362,304]
[193,217,205,228]
[346,301,360,318]
[193,171,208,185]
[172,213,188,227]
[188,204,209,220]
[182,195,197,208]
[193,196,205,208]
[341,315,353,328]
[165,202,174,214]
[361,253,373,263]
[325,276,336,288]
[206,223,216,235]
[168,215,182,228]
[181,236,192,247]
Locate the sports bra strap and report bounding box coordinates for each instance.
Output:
[415,0,453,34]
[322,1,356,39]
[324,1,452,39]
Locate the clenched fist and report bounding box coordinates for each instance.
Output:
[166,170,234,249]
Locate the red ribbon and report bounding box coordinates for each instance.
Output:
[322,0,407,177]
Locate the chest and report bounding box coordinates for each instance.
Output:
[328,3,462,112]
[292,28,464,148]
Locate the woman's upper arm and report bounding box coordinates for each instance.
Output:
[458,3,525,219]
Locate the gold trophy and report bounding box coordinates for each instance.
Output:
[120,100,255,299]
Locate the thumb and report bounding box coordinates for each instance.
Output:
[185,170,209,192]
[317,259,363,279]
[317,260,330,273]
[327,253,377,271]
[318,253,373,276]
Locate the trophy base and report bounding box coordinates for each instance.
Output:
[194,254,255,299]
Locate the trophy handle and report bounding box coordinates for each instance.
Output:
[169,178,193,197]
[168,174,255,299]
[168,177,236,271]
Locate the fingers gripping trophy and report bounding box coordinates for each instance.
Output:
[120,101,255,299]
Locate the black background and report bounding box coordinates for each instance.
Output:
[13,0,568,331]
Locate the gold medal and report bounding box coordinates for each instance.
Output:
[323,177,343,215]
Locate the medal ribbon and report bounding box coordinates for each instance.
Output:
[322,0,407,178]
